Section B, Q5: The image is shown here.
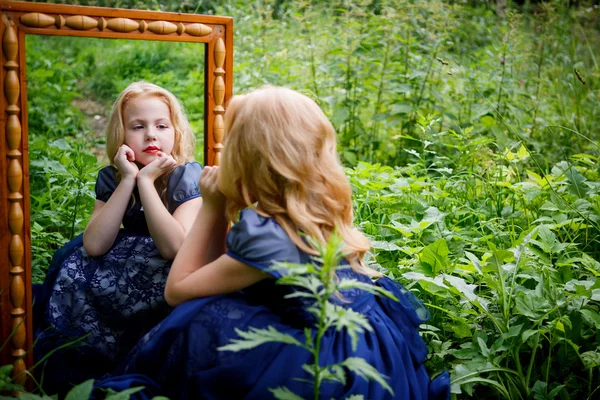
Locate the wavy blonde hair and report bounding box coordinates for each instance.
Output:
[105,81,195,202]
[219,86,375,276]
[106,81,195,166]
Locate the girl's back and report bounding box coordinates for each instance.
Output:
[108,207,449,399]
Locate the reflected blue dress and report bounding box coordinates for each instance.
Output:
[96,208,450,400]
[33,162,203,394]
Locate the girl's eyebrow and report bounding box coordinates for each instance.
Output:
[127,118,171,124]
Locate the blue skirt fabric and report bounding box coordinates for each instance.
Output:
[97,276,450,400]
[33,231,172,394]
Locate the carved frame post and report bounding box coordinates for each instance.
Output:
[0,0,233,385]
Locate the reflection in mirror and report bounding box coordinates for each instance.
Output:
[26,35,205,283]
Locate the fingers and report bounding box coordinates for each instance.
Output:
[120,144,135,162]
[200,165,219,183]
[138,152,176,182]
[200,166,219,192]
[156,153,176,170]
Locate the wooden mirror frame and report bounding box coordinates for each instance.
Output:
[0,0,233,384]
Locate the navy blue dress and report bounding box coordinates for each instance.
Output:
[96,208,450,399]
[33,162,203,394]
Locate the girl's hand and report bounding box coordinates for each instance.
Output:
[114,144,139,181]
[200,166,225,210]
[137,152,177,184]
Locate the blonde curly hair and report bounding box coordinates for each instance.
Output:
[219,86,375,275]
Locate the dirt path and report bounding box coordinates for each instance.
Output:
[72,97,109,164]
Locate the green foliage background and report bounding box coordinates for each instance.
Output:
[22,0,600,398]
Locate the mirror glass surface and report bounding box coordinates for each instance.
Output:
[25,34,206,282]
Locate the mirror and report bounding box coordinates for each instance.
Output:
[26,35,206,282]
[0,0,233,385]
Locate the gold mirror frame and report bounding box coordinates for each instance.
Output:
[0,0,233,384]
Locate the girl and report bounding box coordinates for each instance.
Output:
[100,86,450,399]
[33,81,203,392]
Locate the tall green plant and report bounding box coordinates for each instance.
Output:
[219,232,397,399]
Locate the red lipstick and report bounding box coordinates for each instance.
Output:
[144,146,160,154]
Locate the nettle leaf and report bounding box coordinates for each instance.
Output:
[477,337,490,357]
[422,207,445,224]
[463,251,482,274]
[521,329,538,345]
[565,279,598,296]
[17,395,46,400]
[580,309,600,329]
[515,294,551,319]
[65,379,94,400]
[218,326,306,352]
[581,351,600,369]
[443,274,488,309]
[402,272,448,292]
[270,387,305,400]
[371,241,401,251]
[565,164,588,197]
[341,357,393,395]
[104,387,144,400]
[535,225,569,254]
[419,239,450,275]
[531,380,566,400]
[483,247,513,274]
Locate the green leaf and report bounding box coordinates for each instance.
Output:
[105,387,144,400]
[218,326,306,352]
[326,303,373,351]
[18,395,45,400]
[320,364,346,385]
[422,207,445,224]
[483,247,513,274]
[65,379,94,400]
[277,275,323,297]
[269,387,305,400]
[341,357,393,395]
[581,351,600,369]
[515,294,551,319]
[477,337,490,357]
[443,274,488,309]
[419,239,450,275]
[580,309,600,329]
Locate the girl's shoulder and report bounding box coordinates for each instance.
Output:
[167,162,203,213]
[226,209,303,273]
[95,165,118,202]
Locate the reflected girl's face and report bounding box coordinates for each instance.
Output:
[123,95,175,166]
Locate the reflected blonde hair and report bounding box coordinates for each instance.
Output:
[106,81,195,166]
[219,86,375,275]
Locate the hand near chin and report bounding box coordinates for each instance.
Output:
[114,144,139,181]
[137,152,177,183]
[200,166,226,210]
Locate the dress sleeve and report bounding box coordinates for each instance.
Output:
[95,166,118,202]
[226,209,301,279]
[167,162,203,213]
